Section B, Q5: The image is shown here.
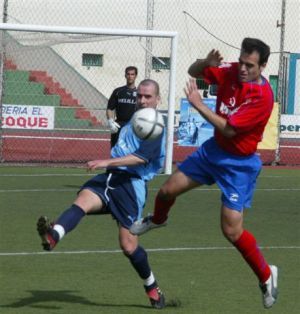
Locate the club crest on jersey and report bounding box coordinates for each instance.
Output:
[229,97,236,107]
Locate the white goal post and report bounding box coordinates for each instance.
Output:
[0,23,178,174]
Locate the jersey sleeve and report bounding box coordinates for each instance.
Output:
[203,63,233,85]
[107,88,118,110]
[132,134,164,163]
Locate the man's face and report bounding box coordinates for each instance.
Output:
[238,50,266,83]
[125,70,137,85]
[137,84,160,109]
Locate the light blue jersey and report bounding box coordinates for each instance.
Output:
[81,121,166,227]
[110,122,166,181]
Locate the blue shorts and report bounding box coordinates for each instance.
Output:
[178,137,262,211]
[80,170,147,229]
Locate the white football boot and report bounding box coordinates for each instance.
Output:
[130,215,167,235]
[259,265,278,308]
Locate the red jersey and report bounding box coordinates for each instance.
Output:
[203,62,274,156]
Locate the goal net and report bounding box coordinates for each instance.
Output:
[0,23,177,174]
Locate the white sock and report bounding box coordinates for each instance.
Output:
[53,224,65,240]
[144,271,155,287]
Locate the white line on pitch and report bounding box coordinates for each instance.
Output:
[0,173,299,178]
[0,173,94,177]
[0,246,299,257]
[1,188,300,193]
[0,189,77,192]
[0,173,167,178]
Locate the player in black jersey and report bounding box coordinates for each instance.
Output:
[106,66,138,147]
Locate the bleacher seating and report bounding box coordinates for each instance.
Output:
[3,60,100,129]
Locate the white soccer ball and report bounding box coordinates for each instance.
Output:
[132,108,165,140]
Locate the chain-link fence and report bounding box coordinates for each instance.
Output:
[0,0,299,166]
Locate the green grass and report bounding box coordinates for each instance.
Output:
[0,166,299,313]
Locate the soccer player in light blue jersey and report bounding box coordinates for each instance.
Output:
[37,79,166,309]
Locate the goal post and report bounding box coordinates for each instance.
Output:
[0,23,178,174]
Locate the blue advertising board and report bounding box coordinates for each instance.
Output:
[177,98,216,146]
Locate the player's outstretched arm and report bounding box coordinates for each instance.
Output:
[87,154,145,171]
[184,78,236,138]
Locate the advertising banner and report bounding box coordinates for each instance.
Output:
[178,99,279,149]
[280,113,300,138]
[177,98,215,147]
[1,104,55,130]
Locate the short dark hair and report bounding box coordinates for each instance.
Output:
[241,38,270,65]
[125,66,138,75]
[138,79,160,96]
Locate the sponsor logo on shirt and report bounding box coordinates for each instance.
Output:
[220,102,231,115]
[219,98,251,116]
[119,98,136,104]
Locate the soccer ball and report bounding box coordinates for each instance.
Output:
[132,108,165,140]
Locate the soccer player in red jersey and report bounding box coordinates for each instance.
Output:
[130,38,278,308]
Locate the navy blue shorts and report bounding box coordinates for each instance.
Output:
[80,170,147,229]
[178,137,262,211]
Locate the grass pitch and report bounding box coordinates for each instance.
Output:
[0,166,299,313]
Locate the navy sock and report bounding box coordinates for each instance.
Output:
[55,204,86,234]
[127,246,151,280]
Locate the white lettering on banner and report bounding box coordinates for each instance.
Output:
[1,104,54,130]
[280,114,300,138]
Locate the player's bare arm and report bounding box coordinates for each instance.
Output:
[188,49,223,78]
[184,78,236,138]
[87,154,146,171]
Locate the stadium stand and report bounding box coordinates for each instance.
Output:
[3,60,100,129]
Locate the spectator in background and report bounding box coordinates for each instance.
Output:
[106,66,138,148]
